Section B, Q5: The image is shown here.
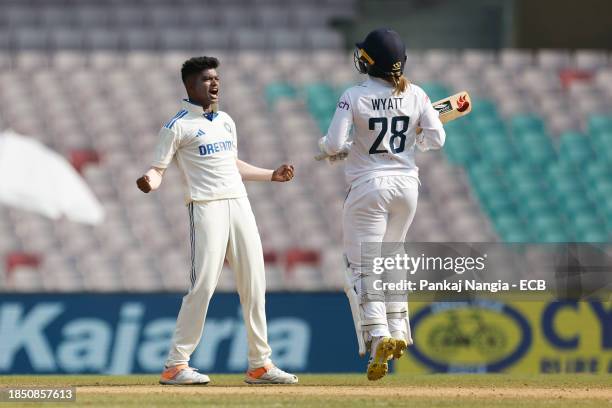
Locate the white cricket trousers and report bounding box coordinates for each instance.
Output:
[165,197,272,370]
[343,176,419,339]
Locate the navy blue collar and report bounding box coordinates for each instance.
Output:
[204,111,219,121]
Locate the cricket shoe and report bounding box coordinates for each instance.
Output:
[159,364,210,385]
[391,331,408,359]
[391,338,407,359]
[245,364,298,384]
[367,336,397,381]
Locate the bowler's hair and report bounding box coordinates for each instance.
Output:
[181,56,219,83]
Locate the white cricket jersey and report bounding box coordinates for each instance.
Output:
[321,77,446,187]
[151,99,247,203]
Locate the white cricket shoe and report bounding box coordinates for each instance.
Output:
[245,364,298,384]
[159,364,210,385]
[367,336,397,381]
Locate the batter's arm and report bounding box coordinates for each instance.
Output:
[137,167,166,193]
[416,103,446,151]
[236,159,294,182]
[319,91,353,155]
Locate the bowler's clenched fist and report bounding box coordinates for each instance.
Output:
[136,175,152,193]
[272,164,294,182]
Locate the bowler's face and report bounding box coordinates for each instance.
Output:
[188,68,219,107]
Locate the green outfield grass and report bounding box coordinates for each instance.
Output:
[0,374,610,408]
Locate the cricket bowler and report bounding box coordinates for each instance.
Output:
[137,56,298,385]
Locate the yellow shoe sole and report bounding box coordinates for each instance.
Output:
[367,337,396,381]
[393,339,407,359]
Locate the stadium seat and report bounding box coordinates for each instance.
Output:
[536,49,572,70]
[511,114,546,134]
[195,29,233,51]
[479,132,516,164]
[49,29,84,50]
[86,30,121,50]
[588,115,612,135]
[5,6,38,28]
[558,131,594,164]
[443,129,477,165]
[305,29,344,50]
[265,82,298,106]
[499,49,533,70]
[14,28,48,50]
[111,6,145,27]
[574,50,609,71]
[420,82,451,102]
[268,29,305,50]
[75,6,109,28]
[158,29,194,51]
[148,6,184,28]
[516,130,557,165]
[40,6,75,28]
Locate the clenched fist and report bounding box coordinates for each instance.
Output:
[271,164,294,182]
[136,175,152,193]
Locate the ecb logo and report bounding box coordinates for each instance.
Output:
[408,300,531,373]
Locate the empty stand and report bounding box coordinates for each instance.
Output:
[0,1,610,291]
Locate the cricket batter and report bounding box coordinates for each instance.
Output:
[317,29,446,380]
[137,56,298,385]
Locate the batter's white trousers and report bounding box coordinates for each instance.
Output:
[343,176,419,339]
[165,197,272,370]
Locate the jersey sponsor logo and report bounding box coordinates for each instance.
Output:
[164,109,188,129]
[337,100,350,110]
[196,129,205,137]
[433,100,453,115]
[223,122,232,134]
[198,140,233,156]
[371,97,403,110]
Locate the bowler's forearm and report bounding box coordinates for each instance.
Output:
[236,159,273,181]
[145,167,165,190]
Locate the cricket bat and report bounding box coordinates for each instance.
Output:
[315,91,472,161]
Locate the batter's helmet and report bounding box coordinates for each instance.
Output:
[354,28,407,78]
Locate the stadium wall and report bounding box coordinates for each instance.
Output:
[0,293,361,374]
[1,293,610,375]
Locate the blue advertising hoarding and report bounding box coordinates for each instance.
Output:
[0,293,364,374]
